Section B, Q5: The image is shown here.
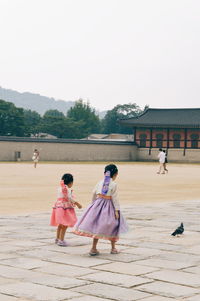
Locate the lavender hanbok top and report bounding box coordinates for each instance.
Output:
[74,177,128,241]
[92,179,120,210]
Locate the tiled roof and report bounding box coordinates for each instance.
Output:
[120,108,200,128]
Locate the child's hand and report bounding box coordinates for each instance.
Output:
[75,202,82,209]
[115,210,119,219]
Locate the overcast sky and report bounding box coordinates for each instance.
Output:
[0,0,200,111]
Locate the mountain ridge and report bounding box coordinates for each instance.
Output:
[0,86,75,115]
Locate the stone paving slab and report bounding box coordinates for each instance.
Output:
[43,253,111,267]
[123,247,163,256]
[0,295,19,301]
[135,258,194,270]
[135,241,183,251]
[0,282,82,301]
[95,252,147,262]
[0,245,25,253]
[10,240,46,248]
[0,253,19,260]
[152,250,200,264]
[0,265,45,280]
[72,283,151,300]
[78,271,153,288]
[0,257,50,270]
[0,200,200,301]
[0,277,17,286]
[183,266,200,275]
[34,262,98,277]
[145,269,200,287]
[186,295,200,301]
[94,262,159,275]
[45,243,128,255]
[69,297,111,301]
[136,281,199,298]
[139,297,179,301]
[27,274,90,289]
[185,245,200,255]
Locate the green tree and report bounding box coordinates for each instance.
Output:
[0,99,25,136]
[24,109,41,135]
[67,99,101,137]
[38,112,83,138]
[38,114,65,138]
[102,103,144,134]
[43,109,65,118]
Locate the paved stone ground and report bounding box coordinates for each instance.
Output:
[0,200,200,301]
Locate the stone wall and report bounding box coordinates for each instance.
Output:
[0,137,137,161]
[137,148,200,163]
[0,137,200,162]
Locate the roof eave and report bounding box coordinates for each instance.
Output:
[121,123,200,128]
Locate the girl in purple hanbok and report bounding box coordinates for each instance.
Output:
[74,164,128,255]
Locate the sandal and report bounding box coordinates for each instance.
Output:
[111,248,120,254]
[89,250,100,256]
[57,240,68,247]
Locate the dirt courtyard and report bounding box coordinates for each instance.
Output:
[0,162,199,215]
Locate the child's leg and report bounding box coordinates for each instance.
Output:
[157,164,161,174]
[161,163,165,174]
[59,225,68,241]
[57,225,68,246]
[111,240,116,250]
[56,225,62,240]
[91,238,99,252]
[110,240,119,254]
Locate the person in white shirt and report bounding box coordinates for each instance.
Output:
[32,149,39,168]
[157,148,165,174]
[163,150,168,173]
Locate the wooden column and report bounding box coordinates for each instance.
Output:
[183,128,187,156]
[167,128,170,154]
[149,128,152,155]
[133,127,137,143]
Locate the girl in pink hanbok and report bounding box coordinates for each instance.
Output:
[50,173,82,246]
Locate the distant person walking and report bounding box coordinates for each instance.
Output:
[163,150,168,173]
[157,148,165,174]
[32,149,39,168]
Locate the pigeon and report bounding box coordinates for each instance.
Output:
[171,223,184,236]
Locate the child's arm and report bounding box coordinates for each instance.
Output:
[69,189,82,209]
[74,201,82,209]
[112,183,120,219]
[115,210,119,219]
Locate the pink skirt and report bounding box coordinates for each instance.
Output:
[50,208,77,227]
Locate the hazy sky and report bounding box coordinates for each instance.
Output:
[0,0,200,111]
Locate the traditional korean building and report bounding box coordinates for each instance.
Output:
[120,108,200,155]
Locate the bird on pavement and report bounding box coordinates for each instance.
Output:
[171,222,184,236]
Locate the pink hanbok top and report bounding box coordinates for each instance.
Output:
[53,180,75,209]
[50,180,77,227]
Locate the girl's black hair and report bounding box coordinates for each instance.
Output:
[104,164,118,178]
[62,173,73,185]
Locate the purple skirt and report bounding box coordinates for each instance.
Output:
[73,197,128,241]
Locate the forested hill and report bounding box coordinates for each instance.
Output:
[0,87,75,115]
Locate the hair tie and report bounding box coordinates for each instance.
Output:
[101,170,111,195]
[105,171,111,177]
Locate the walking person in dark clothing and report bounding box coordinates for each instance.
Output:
[163,150,168,173]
